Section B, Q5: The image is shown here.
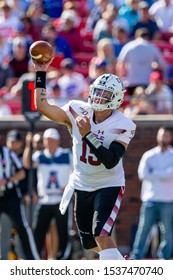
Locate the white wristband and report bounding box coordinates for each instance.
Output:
[85,132,102,149]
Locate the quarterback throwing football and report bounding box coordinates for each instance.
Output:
[33,58,136,260]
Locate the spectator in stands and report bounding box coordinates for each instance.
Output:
[10,21,33,52]
[7,37,29,79]
[0,34,10,64]
[116,28,166,95]
[130,126,173,260]
[86,0,110,31]
[118,0,140,34]
[149,0,173,32]
[41,22,73,59]
[0,1,20,41]
[23,128,73,260]
[0,63,13,90]
[88,57,109,82]
[58,58,88,100]
[123,86,154,117]
[20,15,40,41]
[145,70,173,114]
[47,84,65,107]
[26,2,50,40]
[43,0,63,18]
[94,38,117,74]
[8,0,26,18]
[93,3,128,42]
[63,0,89,19]
[131,1,161,40]
[112,26,129,57]
[56,9,87,53]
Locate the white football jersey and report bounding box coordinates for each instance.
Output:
[62,100,136,191]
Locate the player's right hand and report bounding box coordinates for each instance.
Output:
[31,58,54,72]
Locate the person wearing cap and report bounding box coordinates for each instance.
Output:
[145,70,173,114]
[0,131,40,260]
[88,57,108,83]
[58,58,88,99]
[0,1,20,41]
[6,36,29,80]
[56,9,91,53]
[23,128,73,260]
[32,53,136,260]
[131,1,161,40]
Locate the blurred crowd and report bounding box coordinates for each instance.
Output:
[0,0,173,116]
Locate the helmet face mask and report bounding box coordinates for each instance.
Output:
[88,74,125,111]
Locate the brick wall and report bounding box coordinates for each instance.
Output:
[1,115,173,254]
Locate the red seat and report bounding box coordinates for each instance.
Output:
[152,40,173,52]
[81,31,94,41]
[74,52,95,64]
[50,53,64,69]
[160,32,173,41]
[5,99,21,114]
[74,65,89,77]
[163,53,173,64]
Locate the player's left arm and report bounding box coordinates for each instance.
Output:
[84,136,126,169]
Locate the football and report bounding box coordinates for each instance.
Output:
[29,40,54,63]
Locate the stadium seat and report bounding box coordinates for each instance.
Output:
[73,52,95,64]
[50,53,64,69]
[6,99,21,115]
[163,53,173,64]
[152,40,173,53]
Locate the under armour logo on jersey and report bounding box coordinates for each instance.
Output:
[98,130,104,135]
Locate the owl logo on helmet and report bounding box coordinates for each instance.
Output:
[88,74,125,111]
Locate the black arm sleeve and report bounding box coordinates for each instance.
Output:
[83,133,125,169]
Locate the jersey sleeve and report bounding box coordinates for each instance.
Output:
[115,121,136,144]
[61,100,75,124]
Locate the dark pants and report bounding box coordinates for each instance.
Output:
[33,203,72,259]
[0,195,40,259]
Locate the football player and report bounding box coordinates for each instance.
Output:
[32,59,136,260]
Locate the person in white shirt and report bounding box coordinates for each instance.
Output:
[58,58,88,100]
[32,57,136,261]
[130,126,173,259]
[149,0,173,32]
